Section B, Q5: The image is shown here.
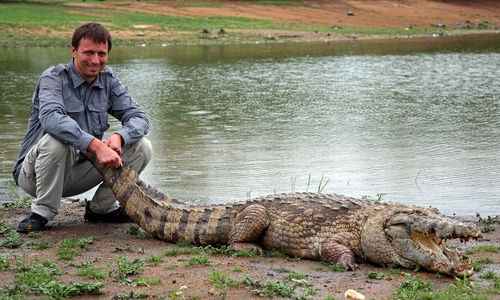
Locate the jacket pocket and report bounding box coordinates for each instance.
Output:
[87,103,110,136]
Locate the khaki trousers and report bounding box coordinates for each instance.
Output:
[18,134,152,220]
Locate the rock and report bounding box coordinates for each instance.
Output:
[345,289,365,299]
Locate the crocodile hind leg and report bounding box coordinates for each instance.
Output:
[228,204,270,253]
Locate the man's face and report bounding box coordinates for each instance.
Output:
[71,38,108,83]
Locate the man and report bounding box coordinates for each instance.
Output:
[12,23,152,233]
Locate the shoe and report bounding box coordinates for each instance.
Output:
[84,202,132,223]
[17,213,48,233]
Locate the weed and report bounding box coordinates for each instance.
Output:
[131,276,162,286]
[208,270,240,288]
[267,249,289,258]
[471,257,494,272]
[232,265,243,272]
[493,276,500,289]
[3,179,31,210]
[127,225,152,239]
[480,270,497,279]
[6,259,104,298]
[168,290,185,299]
[0,255,12,270]
[110,256,144,284]
[145,254,164,266]
[393,274,432,299]
[311,265,328,272]
[232,248,260,258]
[25,241,52,250]
[165,264,178,270]
[202,244,232,255]
[317,174,330,193]
[476,213,499,233]
[183,255,211,267]
[0,224,21,248]
[295,286,318,299]
[56,235,99,260]
[322,261,345,272]
[117,290,149,299]
[113,244,134,252]
[243,274,297,298]
[72,258,106,279]
[361,192,386,203]
[365,270,394,280]
[464,244,499,255]
[164,246,203,256]
[27,231,45,238]
[285,271,307,281]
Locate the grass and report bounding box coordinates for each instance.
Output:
[0,0,321,48]
[2,181,500,298]
[2,0,488,49]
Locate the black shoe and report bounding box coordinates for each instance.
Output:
[17,213,48,233]
[84,202,132,223]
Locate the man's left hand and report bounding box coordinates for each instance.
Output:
[105,134,123,156]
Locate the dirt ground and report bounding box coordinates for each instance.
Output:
[63,0,500,43]
[3,1,500,299]
[2,201,500,299]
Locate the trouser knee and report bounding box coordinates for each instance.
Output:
[123,137,153,173]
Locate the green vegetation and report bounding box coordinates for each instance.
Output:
[3,259,104,298]
[3,179,31,210]
[56,235,99,260]
[1,0,469,49]
[1,187,500,298]
[464,244,500,255]
[392,273,498,300]
[0,0,320,48]
[476,213,499,233]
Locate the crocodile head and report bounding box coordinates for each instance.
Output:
[360,203,481,277]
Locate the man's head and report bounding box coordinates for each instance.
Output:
[71,22,112,52]
[71,23,112,84]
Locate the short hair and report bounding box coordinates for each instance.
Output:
[71,23,112,52]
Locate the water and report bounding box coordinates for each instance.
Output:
[1,34,500,216]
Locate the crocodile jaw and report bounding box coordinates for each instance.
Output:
[384,211,481,277]
[403,231,474,277]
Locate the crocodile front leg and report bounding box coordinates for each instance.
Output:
[321,233,360,270]
[228,204,270,252]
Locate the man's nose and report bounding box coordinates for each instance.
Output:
[90,53,100,64]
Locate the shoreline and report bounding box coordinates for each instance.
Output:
[2,27,499,50]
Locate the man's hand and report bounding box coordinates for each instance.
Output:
[87,135,123,168]
[105,133,123,155]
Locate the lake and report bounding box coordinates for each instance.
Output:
[1,34,500,217]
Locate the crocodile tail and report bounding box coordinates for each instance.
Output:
[84,152,233,245]
[84,152,175,235]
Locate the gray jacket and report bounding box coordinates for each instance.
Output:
[12,59,149,183]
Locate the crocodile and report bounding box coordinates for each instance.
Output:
[85,153,481,277]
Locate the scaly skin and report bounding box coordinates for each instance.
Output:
[85,153,481,277]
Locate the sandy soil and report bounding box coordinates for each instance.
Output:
[3,1,500,299]
[63,0,500,44]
